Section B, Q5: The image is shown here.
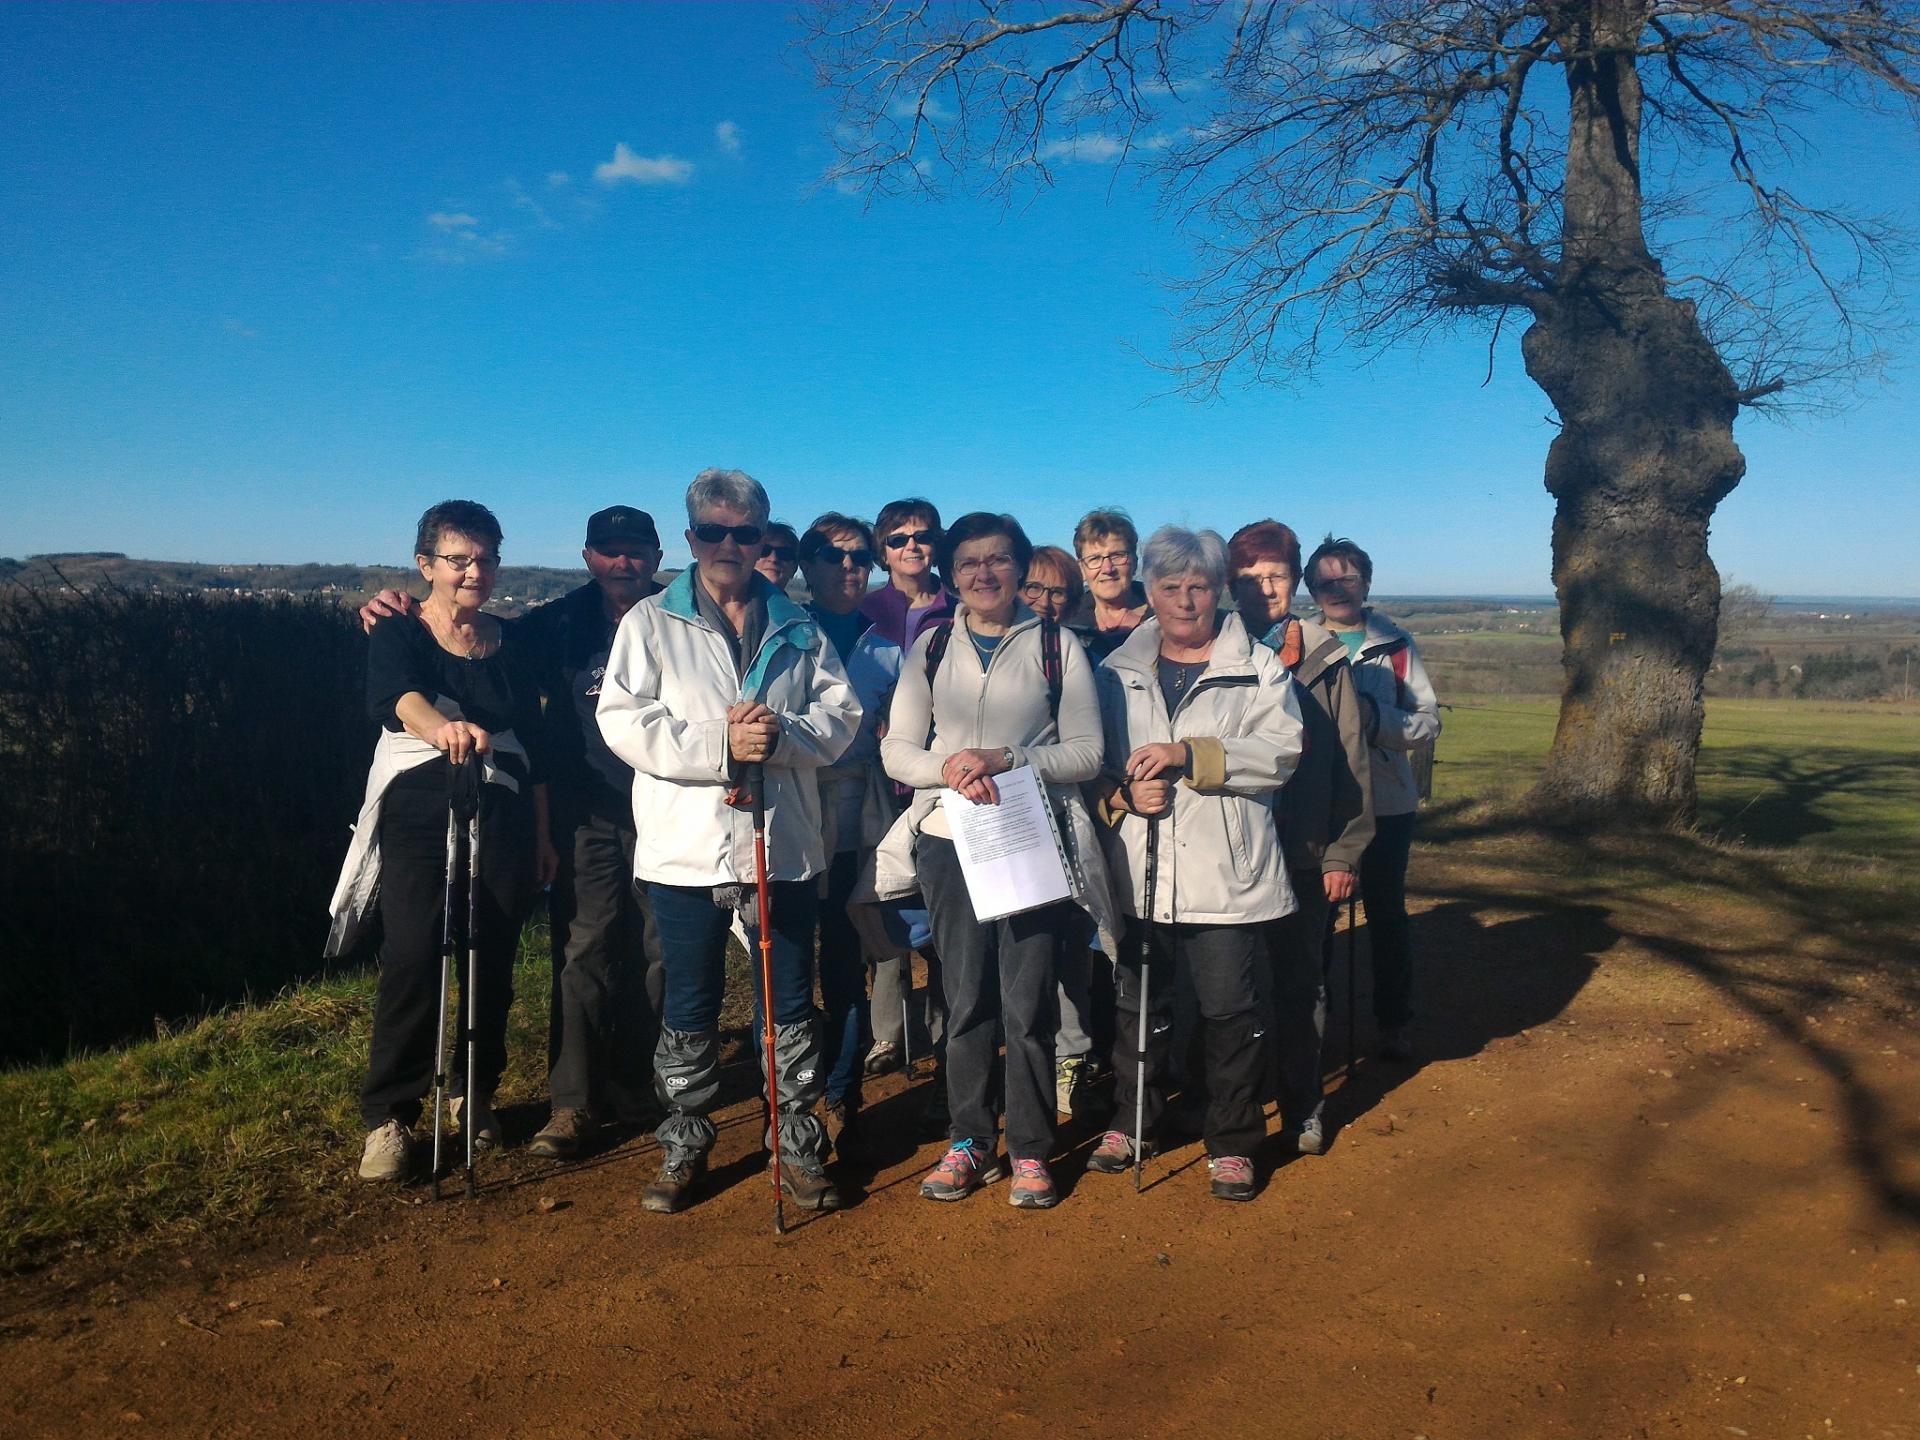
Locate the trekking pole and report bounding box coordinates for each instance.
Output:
[429,776,461,1202]
[1135,815,1159,1194]
[462,761,483,1199]
[1344,894,1359,1082]
[901,987,913,1076]
[748,763,786,1236]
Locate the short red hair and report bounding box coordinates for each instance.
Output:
[1227,519,1303,580]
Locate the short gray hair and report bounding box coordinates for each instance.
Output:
[1141,525,1228,593]
[685,468,770,528]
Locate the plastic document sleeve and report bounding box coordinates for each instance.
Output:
[937,764,1075,922]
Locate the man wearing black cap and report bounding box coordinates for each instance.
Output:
[517,506,666,1157]
[357,506,666,1158]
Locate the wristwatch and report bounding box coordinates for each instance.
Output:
[1000,746,1016,770]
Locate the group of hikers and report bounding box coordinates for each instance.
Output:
[328,468,1441,1213]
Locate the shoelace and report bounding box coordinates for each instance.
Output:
[1012,1159,1049,1184]
[1211,1156,1252,1181]
[936,1139,979,1178]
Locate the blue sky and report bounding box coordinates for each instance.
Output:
[2,3,1915,596]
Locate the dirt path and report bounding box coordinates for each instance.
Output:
[4,860,1917,1439]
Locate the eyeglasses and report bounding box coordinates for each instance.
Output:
[1308,573,1363,593]
[1021,582,1072,604]
[693,522,765,547]
[760,544,797,564]
[434,553,500,573]
[1079,549,1131,573]
[953,553,1016,579]
[884,529,938,550]
[589,544,655,561]
[816,544,875,568]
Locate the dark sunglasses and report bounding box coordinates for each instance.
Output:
[760,544,797,563]
[884,529,938,550]
[816,543,875,568]
[589,543,655,561]
[693,522,764,547]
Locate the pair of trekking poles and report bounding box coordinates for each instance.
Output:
[1127,819,1360,1192]
[430,756,484,1201]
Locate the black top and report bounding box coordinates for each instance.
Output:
[515,579,660,822]
[1067,581,1148,663]
[808,603,872,669]
[366,613,545,789]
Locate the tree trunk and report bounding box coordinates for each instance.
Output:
[1522,0,1745,821]
[1523,288,1744,821]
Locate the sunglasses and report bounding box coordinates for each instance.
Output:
[884,529,938,550]
[589,544,655,561]
[693,522,765,547]
[816,544,875,568]
[760,544,798,563]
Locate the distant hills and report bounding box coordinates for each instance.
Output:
[1,552,595,615]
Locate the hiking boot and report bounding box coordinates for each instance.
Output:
[528,1107,591,1161]
[1379,1027,1415,1063]
[1283,1115,1327,1156]
[1055,1056,1086,1116]
[1087,1129,1146,1174]
[919,1139,1005,1201]
[358,1120,411,1182]
[780,1165,846,1212]
[1208,1154,1256,1202]
[823,1100,871,1165]
[863,1040,902,1077]
[447,1094,502,1148]
[641,1151,707,1213]
[1008,1158,1059,1210]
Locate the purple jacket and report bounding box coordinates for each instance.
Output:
[859,583,956,652]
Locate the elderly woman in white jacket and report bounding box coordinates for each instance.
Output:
[877,511,1111,1211]
[1091,526,1304,1202]
[597,469,861,1216]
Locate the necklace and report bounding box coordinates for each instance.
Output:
[1158,655,1206,694]
[429,606,494,661]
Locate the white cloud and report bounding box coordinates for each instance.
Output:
[546,170,571,187]
[594,142,693,186]
[419,211,509,262]
[505,178,557,230]
[715,120,742,155]
[1037,135,1127,165]
[221,318,258,339]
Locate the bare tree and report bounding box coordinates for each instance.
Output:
[806,0,1920,820]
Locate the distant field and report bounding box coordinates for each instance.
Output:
[1435,695,1920,863]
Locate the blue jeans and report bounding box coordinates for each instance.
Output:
[648,880,818,1032]
[645,878,826,1166]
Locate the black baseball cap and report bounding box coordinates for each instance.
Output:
[585,506,660,547]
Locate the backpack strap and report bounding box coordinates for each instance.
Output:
[921,620,956,747]
[1040,618,1063,725]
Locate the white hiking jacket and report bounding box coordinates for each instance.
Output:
[873,604,1121,949]
[1341,609,1441,818]
[1096,612,1305,926]
[596,567,861,887]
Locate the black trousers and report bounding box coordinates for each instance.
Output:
[361,775,534,1130]
[1263,874,1331,1130]
[917,834,1062,1162]
[1112,920,1265,1159]
[546,810,662,1117]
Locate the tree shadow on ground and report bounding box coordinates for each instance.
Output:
[1693,746,1916,853]
[1315,895,1615,1147]
[1411,803,1920,1227]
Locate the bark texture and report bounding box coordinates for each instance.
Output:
[1525,1,1744,820]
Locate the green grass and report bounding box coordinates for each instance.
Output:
[1436,695,1920,865]
[0,930,557,1274]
